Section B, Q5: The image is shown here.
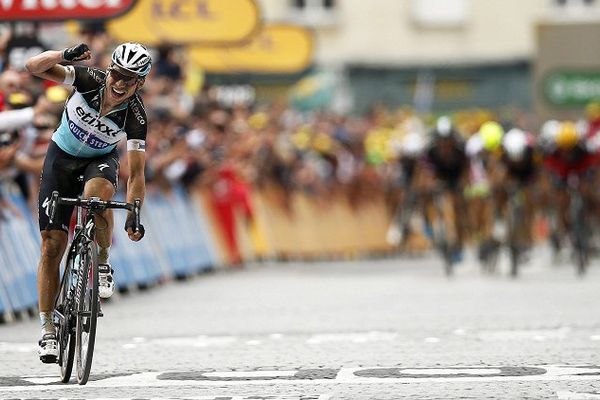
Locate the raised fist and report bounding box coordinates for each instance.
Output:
[62,43,91,62]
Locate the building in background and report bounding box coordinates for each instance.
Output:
[259,0,600,119]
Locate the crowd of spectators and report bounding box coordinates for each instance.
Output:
[0,24,536,226]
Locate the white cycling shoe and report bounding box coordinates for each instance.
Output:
[98,263,115,299]
[38,332,58,363]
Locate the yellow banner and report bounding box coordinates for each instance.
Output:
[107,0,260,45]
[188,25,313,73]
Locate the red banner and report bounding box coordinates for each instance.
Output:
[0,0,136,21]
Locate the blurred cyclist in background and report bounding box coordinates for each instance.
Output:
[419,116,469,261]
[496,127,540,254]
[542,120,600,257]
[465,120,505,264]
[386,129,428,248]
[26,42,150,363]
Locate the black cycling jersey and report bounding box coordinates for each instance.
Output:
[426,139,468,187]
[53,65,147,158]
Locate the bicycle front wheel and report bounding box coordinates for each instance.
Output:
[75,241,99,385]
[56,241,79,383]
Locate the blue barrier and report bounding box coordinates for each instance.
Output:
[187,191,221,270]
[0,183,224,321]
[0,186,39,315]
[110,191,167,290]
[172,186,215,272]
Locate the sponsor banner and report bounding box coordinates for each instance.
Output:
[0,0,136,21]
[107,0,260,45]
[189,24,313,74]
[544,71,600,106]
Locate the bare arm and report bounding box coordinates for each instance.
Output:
[25,44,91,83]
[126,150,146,241]
[25,50,68,83]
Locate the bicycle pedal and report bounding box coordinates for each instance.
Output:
[39,354,58,364]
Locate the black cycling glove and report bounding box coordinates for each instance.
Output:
[124,216,145,239]
[63,43,90,62]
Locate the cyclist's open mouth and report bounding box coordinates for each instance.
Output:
[110,87,126,100]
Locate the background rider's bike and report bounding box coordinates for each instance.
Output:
[567,175,591,276]
[49,191,141,385]
[428,186,460,276]
[505,184,529,278]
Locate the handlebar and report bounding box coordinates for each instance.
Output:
[48,190,142,233]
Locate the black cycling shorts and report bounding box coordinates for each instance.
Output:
[38,141,120,232]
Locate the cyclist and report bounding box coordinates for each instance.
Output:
[542,120,600,254]
[387,130,428,247]
[25,42,150,363]
[497,128,539,253]
[419,116,469,260]
[465,120,505,263]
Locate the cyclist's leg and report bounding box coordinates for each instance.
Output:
[82,152,119,298]
[37,143,79,361]
[82,151,119,258]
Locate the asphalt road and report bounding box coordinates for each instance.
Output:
[2,248,600,399]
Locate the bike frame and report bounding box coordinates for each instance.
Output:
[49,190,141,385]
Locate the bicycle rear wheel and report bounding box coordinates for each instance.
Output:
[507,197,522,278]
[570,192,589,276]
[75,241,99,385]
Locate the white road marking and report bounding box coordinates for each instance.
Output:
[21,376,58,384]
[590,335,600,341]
[4,327,586,357]
[557,391,600,399]
[203,370,297,378]
[306,331,397,344]
[477,327,571,341]
[2,365,600,392]
[49,397,332,400]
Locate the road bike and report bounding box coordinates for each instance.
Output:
[567,175,591,276]
[428,186,462,276]
[500,184,526,277]
[48,190,141,385]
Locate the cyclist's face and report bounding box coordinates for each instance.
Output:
[106,66,143,102]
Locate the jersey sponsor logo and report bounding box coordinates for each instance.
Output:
[131,103,146,125]
[75,106,118,137]
[68,120,112,150]
[86,68,104,83]
[98,163,110,171]
[41,196,51,217]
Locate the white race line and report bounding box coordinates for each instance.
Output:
[557,391,600,399]
[203,371,297,378]
[5,327,590,357]
[48,397,331,400]
[305,331,397,344]
[21,376,59,384]
[2,366,600,392]
[477,327,571,341]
